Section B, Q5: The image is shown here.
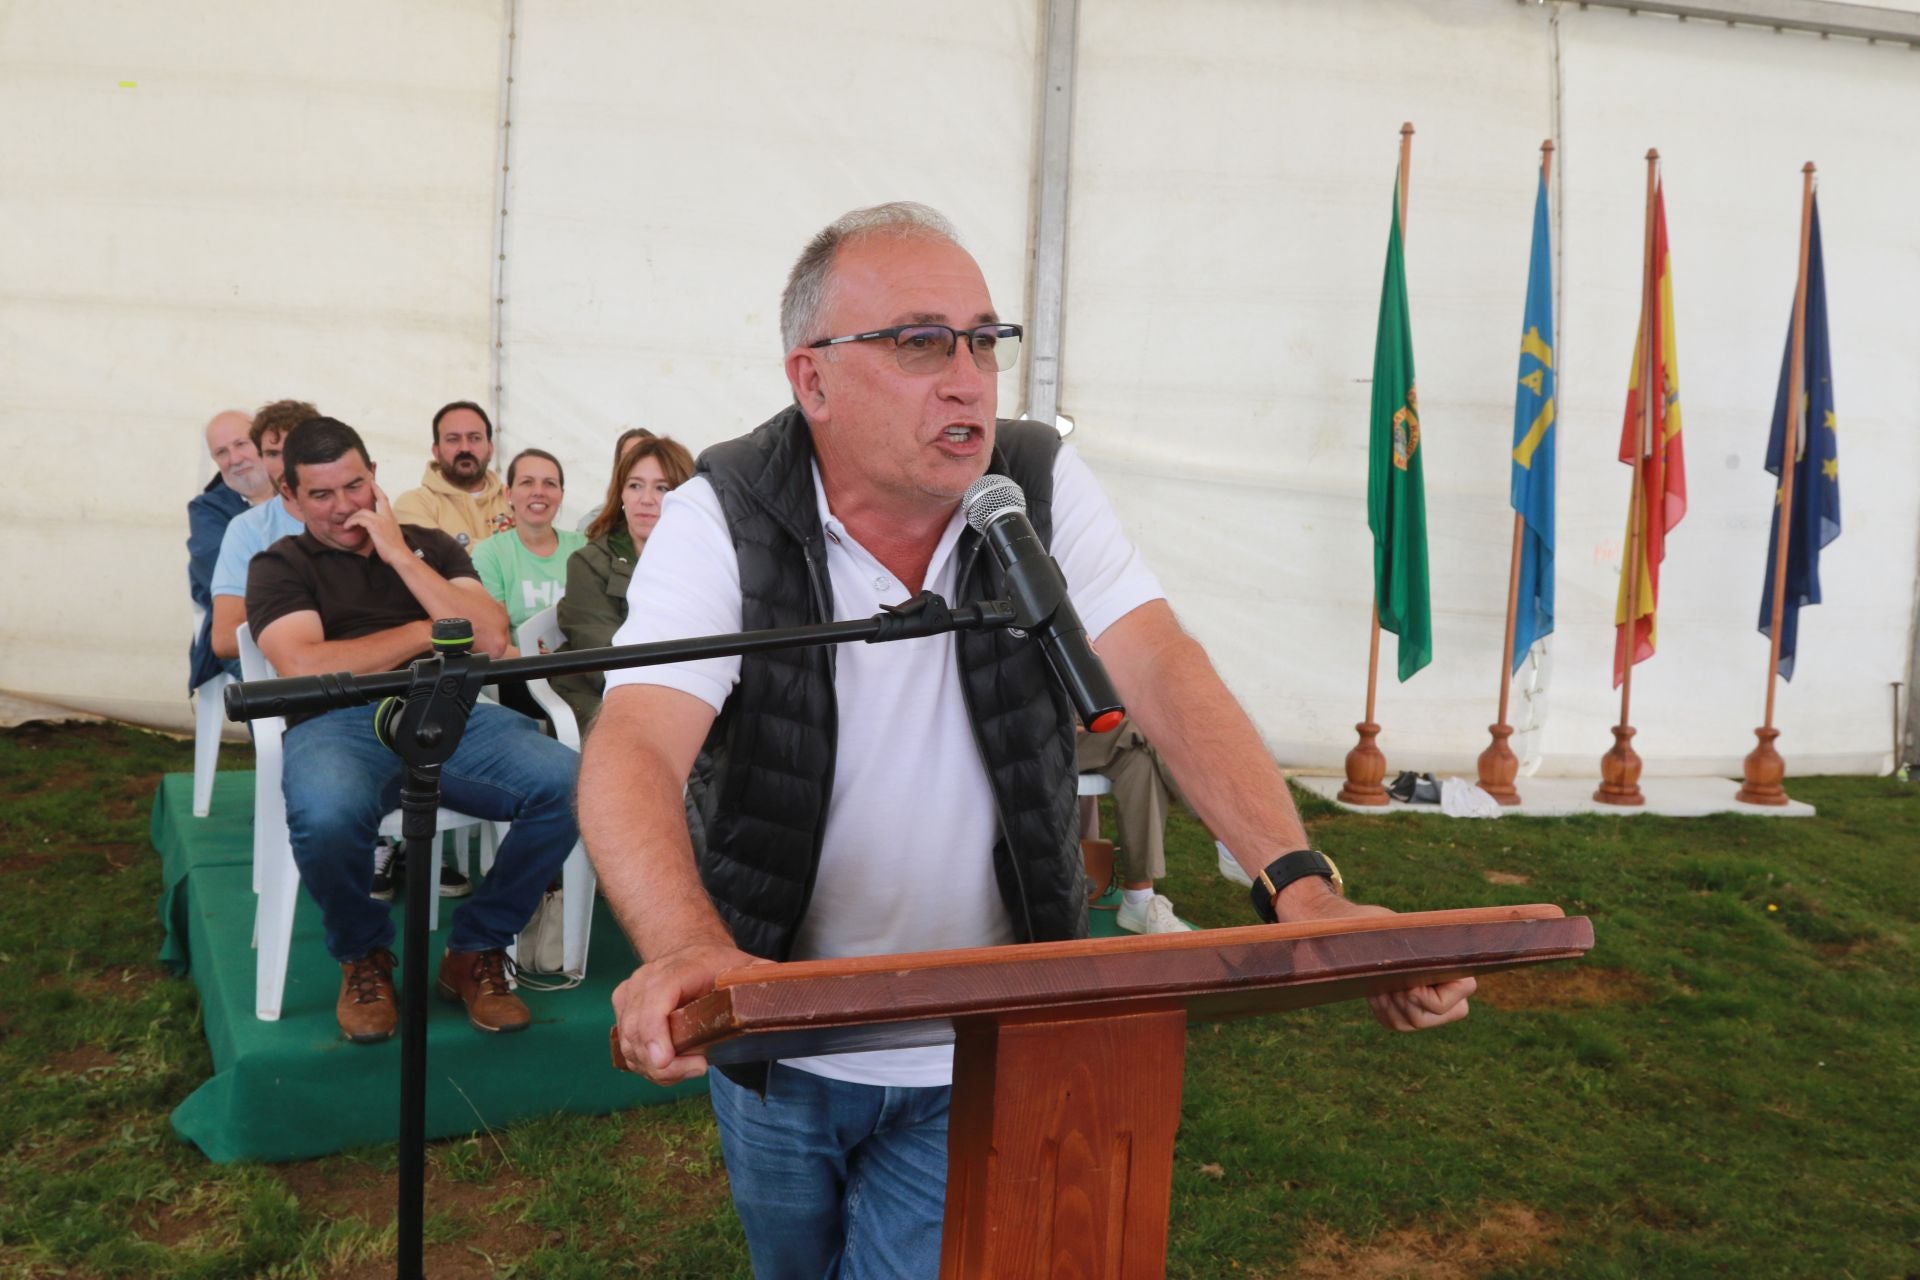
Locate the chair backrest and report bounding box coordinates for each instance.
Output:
[514,604,582,750]
[235,622,276,682]
[233,622,288,758]
[517,604,564,658]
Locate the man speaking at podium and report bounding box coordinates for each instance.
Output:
[579,202,1474,1278]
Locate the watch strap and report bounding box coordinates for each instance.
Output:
[1248,849,1343,923]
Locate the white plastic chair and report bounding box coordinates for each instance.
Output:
[515,604,582,749]
[1077,771,1112,841]
[236,623,498,1020]
[188,596,232,817]
[511,605,596,975]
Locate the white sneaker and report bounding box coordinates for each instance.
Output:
[1216,842,1252,887]
[1115,894,1192,935]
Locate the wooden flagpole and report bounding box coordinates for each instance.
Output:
[1340,122,1415,806]
[1595,149,1661,806]
[1477,139,1555,807]
[1738,163,1818,806]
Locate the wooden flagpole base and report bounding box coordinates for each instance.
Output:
[1593,725,1644,806]
[1476,723,1522,806]
[1736,726,1790,806]
[1337,721,1390,806]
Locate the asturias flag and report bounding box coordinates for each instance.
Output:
[1509,166,1556,673]
[1612,181,1687,688]
[1367,179,1432,682]
[1758,194,1840,680]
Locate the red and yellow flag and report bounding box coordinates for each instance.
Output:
[1613,182,1688,687]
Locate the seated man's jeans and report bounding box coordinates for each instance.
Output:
[281,702,578,962]
[708,1063,950,1280]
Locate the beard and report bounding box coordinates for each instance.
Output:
[450,452,484,476]
[226,459,266,494]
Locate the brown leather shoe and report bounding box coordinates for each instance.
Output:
[337,949,397,1044]
[436,948,530,1033]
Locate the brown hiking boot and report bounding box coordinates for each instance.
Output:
[337,949,397,1044]
[436,948,530,1033]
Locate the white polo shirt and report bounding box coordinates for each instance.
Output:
[607,441,1163,1087]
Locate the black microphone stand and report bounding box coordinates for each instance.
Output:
[224,591,1018,1280]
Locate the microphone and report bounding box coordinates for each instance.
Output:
[962,475,1125,734]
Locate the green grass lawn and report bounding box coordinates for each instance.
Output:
[1,721,1915,1278]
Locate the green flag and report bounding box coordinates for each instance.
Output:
[1367,180,1432,681]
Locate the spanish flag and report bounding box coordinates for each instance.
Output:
[1612,182,1687,687]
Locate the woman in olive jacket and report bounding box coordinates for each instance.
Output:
[553,433,696,730]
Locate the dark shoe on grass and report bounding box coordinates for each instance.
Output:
[338,949,398,1044]
[436,948,530,1033]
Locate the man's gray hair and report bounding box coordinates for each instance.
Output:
[780,201,963,353]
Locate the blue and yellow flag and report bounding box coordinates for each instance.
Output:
[1509,168,1555,673]
[1758,194,1839,680]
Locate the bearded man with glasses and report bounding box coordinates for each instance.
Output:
[580,202,1474,1278]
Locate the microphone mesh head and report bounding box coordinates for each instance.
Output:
[963,474,1026,533]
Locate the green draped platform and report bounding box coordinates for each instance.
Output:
[150,771,704,1164]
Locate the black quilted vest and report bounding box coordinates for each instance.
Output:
[690,405,1088,965]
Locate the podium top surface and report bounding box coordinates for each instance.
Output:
[670,904,1592,1065]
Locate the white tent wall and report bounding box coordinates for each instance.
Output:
[494,2,1042,506]
[0,1,507,728]
[4,1,1913,777]
[1060,0,1918,777]
[1063,0,1559,774]
[1547,8,1919,776]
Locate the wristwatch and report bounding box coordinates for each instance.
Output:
[1248,849,1344,923]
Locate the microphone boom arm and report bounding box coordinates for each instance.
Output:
[224,592,1020,724]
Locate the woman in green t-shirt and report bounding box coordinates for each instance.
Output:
[471,449,588,632]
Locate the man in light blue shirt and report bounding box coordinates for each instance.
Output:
[209,400,316,662]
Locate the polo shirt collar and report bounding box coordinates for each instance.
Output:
[809,461,968,585]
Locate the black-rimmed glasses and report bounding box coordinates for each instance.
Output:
[808,323,1023,374]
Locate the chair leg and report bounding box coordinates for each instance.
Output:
[562,841,596,976]
[1078,795,1102,842]
[191,676,230,818]
[255,838,301,1021]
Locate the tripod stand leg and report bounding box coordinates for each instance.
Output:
[396,765,442,1280]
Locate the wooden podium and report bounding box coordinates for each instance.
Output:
[664,905,1592,1279]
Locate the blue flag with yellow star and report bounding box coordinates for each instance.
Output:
[1758,195,1839,681]
[1508,168,1555,673]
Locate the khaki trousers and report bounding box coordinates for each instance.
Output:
[1074,715,1181,884]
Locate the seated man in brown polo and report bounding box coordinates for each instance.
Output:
[245,416,579,1043]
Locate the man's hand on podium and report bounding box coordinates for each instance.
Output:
[612,942,767,1084]
[1273,873,1476,1033]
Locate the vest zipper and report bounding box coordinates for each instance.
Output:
[955,533,1038,945]
[782,539,837,958]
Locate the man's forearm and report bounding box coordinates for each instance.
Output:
[579,702,733,962]
[387,556,510,654]
[210,595,247,660]
[274,620,433,677]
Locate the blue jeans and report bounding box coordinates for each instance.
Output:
[282,702,578,962]
[708,1064,950,1280]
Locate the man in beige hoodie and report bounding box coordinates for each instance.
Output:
[393,400,514,548]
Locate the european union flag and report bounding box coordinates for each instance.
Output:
[1758,195,1840,681]
[1508,168,1555,673]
